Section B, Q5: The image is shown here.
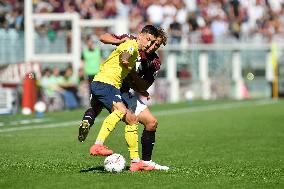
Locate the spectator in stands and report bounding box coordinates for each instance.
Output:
[40,68,64,111]
[117,0,132,18]
[104,0,118,18]
[146,1,164,27]
[161,0,177,30]
[200,21,214,44]
[187,12,199,32]
[41,66,79,110]
[49,0,64,13]
[35,0,53,13]
[0,9,6,28]
[93,0,106,18]
[178,64,191,78]
[81,35,102,90]
[168,14,183,44]
[211,14,229,43]
[174,0,188,25]
[77,0,94,19]
[59,66,79,109]
[2,0,284,70]
[128,6,144,34]
[14,7,24,30]
[40,68,52,97]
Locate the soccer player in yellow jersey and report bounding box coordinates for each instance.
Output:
[86,25,159,171]
[79,28,169,171]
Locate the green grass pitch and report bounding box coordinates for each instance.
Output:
[0,99,283,188]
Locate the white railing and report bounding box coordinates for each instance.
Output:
[24,0,127,80]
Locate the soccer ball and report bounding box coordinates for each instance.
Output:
[104,153,126,173]
[34,101,47,113]
[34,101,47,118]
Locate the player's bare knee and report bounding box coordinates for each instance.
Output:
[120,108,127,115]
[146,118,158,131]
[113,102,127,115]
[125,111,138,125]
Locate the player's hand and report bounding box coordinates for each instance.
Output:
[129,68,138,76]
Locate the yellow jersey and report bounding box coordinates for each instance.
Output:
[93,39,139,89]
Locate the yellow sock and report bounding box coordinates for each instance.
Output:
[96,110,125,143]
[125,124,139,161]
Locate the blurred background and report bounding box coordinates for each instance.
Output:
[0,0,284,115]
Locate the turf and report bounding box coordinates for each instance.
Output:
[0,99,283,188]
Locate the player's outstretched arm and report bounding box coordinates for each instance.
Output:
[99,33,128,45]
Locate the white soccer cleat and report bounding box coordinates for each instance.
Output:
[143,160,169,171]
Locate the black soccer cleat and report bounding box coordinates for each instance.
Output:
[78,120,90,142]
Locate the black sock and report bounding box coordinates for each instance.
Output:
[82,108,96,126]
[141,130,155,161]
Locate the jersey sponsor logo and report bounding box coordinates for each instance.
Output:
[128,46,134,53]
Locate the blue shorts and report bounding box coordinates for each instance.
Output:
[121,91,147,116]
[90,81,123,112]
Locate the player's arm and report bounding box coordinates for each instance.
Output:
[120,51,132,71]
[99,33,129,45]
[129,69,151,92]
[132,53,161,92]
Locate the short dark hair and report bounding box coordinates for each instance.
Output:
[157,27,168,46]
[42,68,51,75]
[141,25,159,38]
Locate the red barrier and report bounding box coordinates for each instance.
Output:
[22,73,37,114]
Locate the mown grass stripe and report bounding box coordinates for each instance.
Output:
[0,100,277,133]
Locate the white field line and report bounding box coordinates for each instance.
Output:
[0,100,277,133]
[9,118,50,126]
[154,99,277,116]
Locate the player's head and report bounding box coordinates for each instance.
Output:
[146,27,167,54]
[137,25,159,51]
[86,35,94,48]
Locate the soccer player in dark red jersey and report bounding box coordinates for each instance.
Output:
[79,27,169,170]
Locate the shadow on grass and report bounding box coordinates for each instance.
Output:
[80,166,130,173]
[80,166,105,173]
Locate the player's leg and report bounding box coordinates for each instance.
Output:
[121,92,154,171]
[95,101,127,144]
[121,92,155,162]
[78,95,103,142]
[138,108,169,171]
[138,107,157,160]
[124,110,139,162]
[89,82,127,156]
[90,101,127,156]
[121,92,140,162]
[124,111,154,172]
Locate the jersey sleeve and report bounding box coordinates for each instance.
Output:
[138,52,161,85]
[140,69,157,85]
[111,34,136,40]
[151,54,161,71]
